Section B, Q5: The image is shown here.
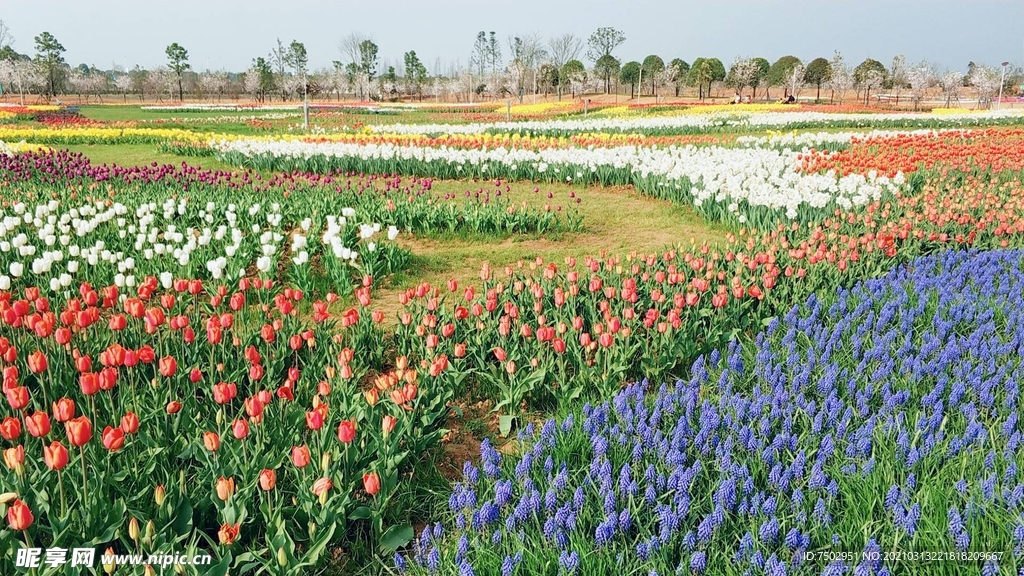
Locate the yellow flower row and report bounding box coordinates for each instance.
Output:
[492,101,578,115]
[930,108,984,115]
[597,103,791,118]
[0,140,51,154]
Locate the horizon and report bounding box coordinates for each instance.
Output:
[1,0,1022,75]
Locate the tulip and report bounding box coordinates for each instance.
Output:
[259,468,276,491]
[312,476,332,497]
[103,547,116,574]
[363,472,381,496]
[27,350,47,374]
[154,485,166,506]
[5,386,29,410]
[203,431,220,452]
[102,426,125,451]
[215,477,236,501]
[337,420,356,444]
[291,445,311,468]
[3,445,24,471]
[0,417,20,440]
[364,388,379,406]
[382,415,397,437]
[232,419,249,440]
[44,440,69,470]
[129,517,140,541]
[65,416,92,447]
[6,499,33,531]
[218,522,240,546]
[165,401,182,414]
[25,411,51,438]
[121,412,139,434]
[306,411,324,431]
[158,356,177,377]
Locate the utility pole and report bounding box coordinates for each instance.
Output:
[303,70,309,129]
[998,61,1009,109]
[637,66,643,104]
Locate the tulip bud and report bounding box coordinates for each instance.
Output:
[103,547,116,574]
[321,451,331,472]
[278,547,289,567]
[129,517,140,541]
[154,485,166,506]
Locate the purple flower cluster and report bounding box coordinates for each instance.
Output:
[399,250,1024,575]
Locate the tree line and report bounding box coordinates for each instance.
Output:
[0,21,1019,108]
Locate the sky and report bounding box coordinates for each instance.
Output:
[1,0,1022,74]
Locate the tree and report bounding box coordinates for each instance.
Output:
[594,54,620,94]
[888,54,908,105]
[641,55,664,97]
[487,32,502,75]
[403,50,428,100]
[34,31,66,98]
[165,42,190,101]
[939,71,961,107]
[560,59,586,98]
[286,40,308,101]
[668,59,690,97]
[786,64,805,100]
[250,57,275,102]
[766,56,802,99]
[749,57,770,100]
[358,40,379,81]
[507,34,545,100]
[586,27,625,63]
[854,58,887,103]
[538,63,559,96]
[969,65,1002,108]
[727,58,759,99]
[827,52,854,104]
[619,61,641,99]
[548,33,583,70]
[905,62,934,111]
[803,57,832,101]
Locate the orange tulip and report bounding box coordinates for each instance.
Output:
[217,522,240,546]
[203,431,220,452]
[5,386,29,410]
[52,397,75,422]
[120,412,139,435]
[3,445,24,470]
[0,416,20,440]
[337,420,356,444]
[215,476,235,501]
[382,415,397,437]
[312,476,333,496]
[27,350,47,374]
[158,356,177,377]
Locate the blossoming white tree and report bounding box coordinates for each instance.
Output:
[969,65,1002,109]
[905,63,934,110]
[827,52,854,104]
[939,71,962,107]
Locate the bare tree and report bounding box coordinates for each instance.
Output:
[338,32,369,69]
[0,20,12,51]
[548,33,583,71]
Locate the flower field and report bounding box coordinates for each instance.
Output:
[2,101,1024,575]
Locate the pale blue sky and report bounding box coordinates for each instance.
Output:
[2,0,1021,73]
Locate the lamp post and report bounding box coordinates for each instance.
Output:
[998,61,1010,109]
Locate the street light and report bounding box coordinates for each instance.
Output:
[998,61,1010,109]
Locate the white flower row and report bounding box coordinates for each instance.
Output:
[211,138,899,220]
[368,109,1024,135]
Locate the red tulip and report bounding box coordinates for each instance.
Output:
[27,350,48,374]
[158,356,177,377]
[65,416,92,447]
[363,472,381,496]
[337,420,356,444]
[232,419,249,440]
[382,415,397,437]
[120,409,139,432]
[0,417,20,440]
[43,440,69,470]
[102,426,125,451]
[306,411,324,430]
[52,397,75,422]
[5,386,29,410]
[79,372,99,396]
[165,401,182,414]
[291,445,311,468]
[25,411,50,437]
[6,499,33,531]
[259,468,276,491]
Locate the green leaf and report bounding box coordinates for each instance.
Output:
[379,524,413,554]
[169,497,193,536]
[205,552,232,576]
[498,415,514,438]
[349,506,371,521]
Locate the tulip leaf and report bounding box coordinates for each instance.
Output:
[378,523,413,554]
[349,506,371,520]
[499,415,515,437]
[170,497,193,536]
[205,552,232,576]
